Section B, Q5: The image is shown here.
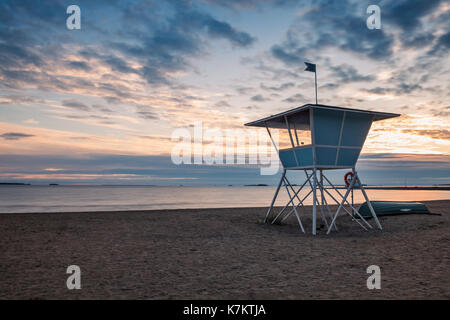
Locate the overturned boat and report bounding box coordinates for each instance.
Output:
[358,201,430,218]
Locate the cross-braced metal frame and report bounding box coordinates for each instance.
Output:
[246,104,399,235]
[265,168,382,235]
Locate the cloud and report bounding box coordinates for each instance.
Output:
[108,1,256,86]
[0,0,448,186]
[0,42,44,69]
[0,132,34,140]
[244,105,261,110]
[430,107,450,118]
[23,119,39,125]
[382,0,443,30]
[103,55,138,74]
[136,111,158,120]
[429,31,450,55]
[214,101,231,108]
[0,0,256,91]
[235,86,255,95]
[382,0,448,51]
[270,45,304,65]
[329,64,375,83]
[270,1,395,65]
[62,100,90,111]
[283,93,306,103]
[0,94,44,105]
[260,82,295,91]
[401,129,450,140]
[401,33,435,49]
[92,104,114,114]
[320,83,339,90]
[364,84,424,95]
[65,61,92,72]
[267,0,448,83]
[251,94,269,102]
[203,0,300,10]
[203,17,256,47]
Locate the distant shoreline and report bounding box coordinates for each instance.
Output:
[345,186,450,191]
[0,183,449,190]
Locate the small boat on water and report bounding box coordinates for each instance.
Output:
[358,201,430,218]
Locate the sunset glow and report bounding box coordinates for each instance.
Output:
[0,0,449,185]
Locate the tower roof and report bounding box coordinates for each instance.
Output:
[244,104,400,129]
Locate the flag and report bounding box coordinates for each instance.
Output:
[304,62,316,72]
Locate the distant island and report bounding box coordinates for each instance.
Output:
[244,184,269,187]
[0,182,31,185]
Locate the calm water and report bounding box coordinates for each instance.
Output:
[0,185,449,213]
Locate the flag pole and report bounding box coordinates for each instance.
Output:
[314,68,318,105]
[304,62,318,105]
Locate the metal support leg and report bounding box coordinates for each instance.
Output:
[271,178,297,224]
[281,188,313,222]
[322,188,337,231]
[272,172,312,223]
[357,173,382,230]
[304,169,326,229]
[265,170,285,223]
[319,170,329,229]
[282,179,305,233]
[284,176,304,204]
[351,188,355,215]
[321,173,372,229]
[312,168,317,235]
[327,173,356,234]
[318,179,369,231]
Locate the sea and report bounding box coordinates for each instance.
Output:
[0,185,449,214]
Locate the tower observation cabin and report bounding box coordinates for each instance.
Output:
[245,104,400,235]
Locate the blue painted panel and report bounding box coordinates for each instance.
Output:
[337,148,361,167]
[295,147,313,167]
[279,149,297,168]
[313,108,344,146]
[341,112,373,147]
[316,147,337,166]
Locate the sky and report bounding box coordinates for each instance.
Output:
[0,0,449,185]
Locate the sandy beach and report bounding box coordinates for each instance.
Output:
[0,200,449,300]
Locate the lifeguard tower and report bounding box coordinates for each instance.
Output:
[245,104,400,234]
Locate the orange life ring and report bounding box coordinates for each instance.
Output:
[344,171,354,187]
